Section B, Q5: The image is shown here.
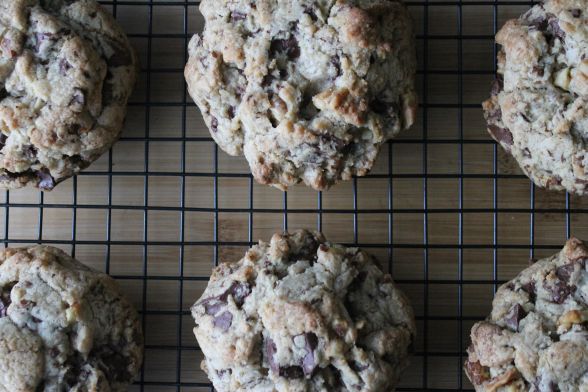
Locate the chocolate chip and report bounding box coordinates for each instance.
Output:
[231,11,246,21]
[549,18,566,39]
[530,16,548,31]
[543,279,575,304]
[228,106,235,119]
[464,360,490,385]
[210,116,218,133]
[270,37,300,60]
[521,281,536,301]
[304,6,318,21]
[300,333,318,375]
[265,337,279,373]
[556,264,575,283]
[490,76,503,96]
[0,89,7,100]
[570,9,582,17]
[36,170,55,190]
[488,124,513,146]
[504,304,526,331]
[279,366,304,379]
[0,133,6,150]
[213,311,233,331]
[59,59,72,76]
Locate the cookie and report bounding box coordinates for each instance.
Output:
[192,230,416,391]
[0,246,143,391]
[185,0,417,190]
[0,0,137,190]
[483,0,588,195]
[464,237,588,391]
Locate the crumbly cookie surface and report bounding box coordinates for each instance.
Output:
[483,0,588,195]
[464,237,588,391]
[0,0,137,190]
[185,0,417,190]
[0,246,143,391]
[192,230,415,392]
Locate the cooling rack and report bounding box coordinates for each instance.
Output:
[3,1,588,391]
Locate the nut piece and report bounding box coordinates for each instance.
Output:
[554,67,571,90]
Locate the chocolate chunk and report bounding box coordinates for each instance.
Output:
[530,16,548,31]
[261,74,274,87]
[0,133,6,150]
[213,311,233,331]
[300,333,318,375]
[521,281,536,301]
[0,89,7,101]
[279,366,304,379]
[504,304,526,331]
[549,18,566,39]
[464,360,490,385]
[544,279,575,304]
[490,76,503,96]
[488,124,513,146]
[304,6,318,21]
[228,106,235,119]
[556,264,575,283]
[210,116,218,132]
[231,11,247,21]
[204,300,224,316]
[36,170,55,190]
[270,37,300,60]
[533,66,545,77]
[265,337,279,373]
[59,59,72,76]
[570,9,582,17]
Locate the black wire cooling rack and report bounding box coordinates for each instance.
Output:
[3,1,588,391]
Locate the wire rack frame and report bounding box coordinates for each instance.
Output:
[1,0,584,391]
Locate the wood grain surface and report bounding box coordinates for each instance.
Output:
[4,2,587,390]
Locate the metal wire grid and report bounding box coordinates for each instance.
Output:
[2,0,586,391]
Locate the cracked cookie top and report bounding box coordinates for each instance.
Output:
[464,237,588,391]
[185,0,417,190]
[192,230,415,392]
[483,0,588,195]
[0,0,137,190]
[0,246,143,391]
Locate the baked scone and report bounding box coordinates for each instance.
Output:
[0,246,143,391]
[483,0,588,195]
[0,0,137,190]
[464,237,588,391]
[185,0,417,190]
[192,230,416,391]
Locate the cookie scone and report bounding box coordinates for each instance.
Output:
[0,0,137,190]
[192,230,416,392]
[0,246,143,391]
[483,0,588,195]
[464,238,588,391]
[185,0,417,190]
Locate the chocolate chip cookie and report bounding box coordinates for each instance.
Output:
[483,0,588,195]
[185,0,417,190]
[0,0,137,190]
[0,246,143,391]
[464,237,588,391]
[192,230,416,391]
